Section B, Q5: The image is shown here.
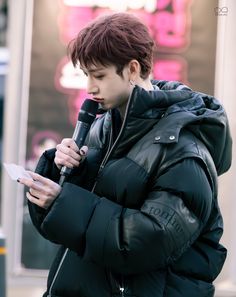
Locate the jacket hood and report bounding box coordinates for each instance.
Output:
[115,80,232,176]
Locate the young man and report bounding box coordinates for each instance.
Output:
[19,12,232,297]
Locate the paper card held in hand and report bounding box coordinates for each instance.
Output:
[3,163,33,181]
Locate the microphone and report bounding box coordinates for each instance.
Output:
[59,99,98,185]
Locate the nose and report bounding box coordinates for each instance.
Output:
[87,77,98,95]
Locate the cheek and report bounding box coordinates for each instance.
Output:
[112,80,130,95]
[102,77,130,102]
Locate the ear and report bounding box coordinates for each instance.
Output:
[128,59,141,80]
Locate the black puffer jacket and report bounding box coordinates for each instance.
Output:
[28,80,232,297]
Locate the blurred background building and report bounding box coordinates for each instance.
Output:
[0,0,236,296]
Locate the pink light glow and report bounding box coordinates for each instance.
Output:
[153,58,188,84]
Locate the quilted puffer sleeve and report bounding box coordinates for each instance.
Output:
[41,158,212,274]
[27,149,61,239]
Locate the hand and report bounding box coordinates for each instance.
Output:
[18,171,62,209]
[55,138,88,170]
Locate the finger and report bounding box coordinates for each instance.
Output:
[79,146,88,156]
[61,138,79,152]
[27,172,54,187]
[55,150,70,169]
[56,143,80,160]
[29,187,49,201]
[26,192,47,209]
[55,151,80,168]
[78,146,88,163]
[61,138,74,146]
[28,172,61,190]
[18,177,35,188]
[55,158,73,169]
[26,191,39,203]
[18,177,45,196]
[29,187,41,198]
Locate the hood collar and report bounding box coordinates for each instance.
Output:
[115,81,232,175]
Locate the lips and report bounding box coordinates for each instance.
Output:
[92,98,104,103]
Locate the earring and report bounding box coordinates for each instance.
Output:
[129,80,135,86]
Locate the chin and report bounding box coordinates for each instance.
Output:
[98,103,109,111]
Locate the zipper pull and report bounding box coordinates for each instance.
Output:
[120,287,124,297]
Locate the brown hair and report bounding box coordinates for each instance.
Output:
[69,12,155,79]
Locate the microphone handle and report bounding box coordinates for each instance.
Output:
[59,121,90,186]
[72,121,90,147]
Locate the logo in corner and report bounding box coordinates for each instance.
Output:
[214,6,228,16]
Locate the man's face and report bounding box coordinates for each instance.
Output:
[81,63,133,112]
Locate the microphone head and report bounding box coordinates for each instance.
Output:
[78,99,99,124]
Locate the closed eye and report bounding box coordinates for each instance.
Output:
[94,74,105,79]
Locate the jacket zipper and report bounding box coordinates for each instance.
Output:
[120,275,125,296]
[47,89,134,296]
[47,248,69,297]
[91,89,134,192]
[91,94,134,296]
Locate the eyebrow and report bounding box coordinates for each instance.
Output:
[81,67,105,73]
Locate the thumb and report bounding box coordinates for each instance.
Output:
[79,146,88,156]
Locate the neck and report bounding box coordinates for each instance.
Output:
[118,105,126,122]
[136,77,154,91]
[118,78,153,121]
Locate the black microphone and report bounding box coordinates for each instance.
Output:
[59,99,98,185]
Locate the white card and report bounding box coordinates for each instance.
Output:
[3,163,33,181]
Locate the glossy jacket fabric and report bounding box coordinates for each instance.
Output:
[28,80,232,297]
